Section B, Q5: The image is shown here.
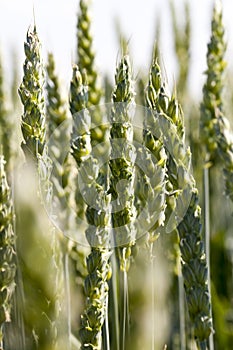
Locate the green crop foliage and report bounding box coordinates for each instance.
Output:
[0,155,16,349]
[1,0,233,349]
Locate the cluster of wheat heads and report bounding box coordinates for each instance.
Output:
[1,0,233,349]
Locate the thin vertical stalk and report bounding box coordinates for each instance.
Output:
[204,168,210,276]
[102,294,110,350]
[0,155,16,349]
[150,242,155,350]
[64,252,71,349]
[46,52,72,348]
[178,262,186,350]
[122,269,129,350]
[144,59,168,350]
[4,177,26,350]
[203,167,214,350]
[109,250,120,350]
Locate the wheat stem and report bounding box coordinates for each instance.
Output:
[178,262,186,350]
[0,155,16,349]
[18,25,65,350]
[109,56,136,349]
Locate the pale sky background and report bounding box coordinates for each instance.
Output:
[0,0,233,100]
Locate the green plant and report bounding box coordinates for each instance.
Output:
[46,52,72,231]
[147,59,213,349]
[1,0,233,348]
[169,0,191,100]
[70,65,111,350]
[109,55,136,271]
[76,0,105,146]
[18,25,46,161]
[46,52,69,137]
[200,0,226,165]
[199,4,232,349]
[0,155,16,349]
[200,1,233,207]
[17,25,66,350]
[0,56,12,170]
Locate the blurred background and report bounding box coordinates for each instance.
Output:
[1,0,233,100]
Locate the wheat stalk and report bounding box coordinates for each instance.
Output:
[70,65,111,350]
[148,60,213,348]
[0,155,16,349]
[18,25,65,350]
[199,5,227,348]
[108,55,137,350]
[109,55,136,270]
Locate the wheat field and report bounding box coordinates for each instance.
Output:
[0,1,233,349]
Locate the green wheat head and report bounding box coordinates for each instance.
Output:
[18,25,46,161]
[139,60,168,241]
[46,52,69,137]
[76,0,106,147]
[214,107,233,203]
[76,0,102,107]
[109,55,136,271]
[70,65,111,350]
[148,60,213,347]
[200,0,227,163]
[200,1,233,207]
[70,65,91,166]
[17,25,66,350]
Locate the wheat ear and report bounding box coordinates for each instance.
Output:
[76,0,105,146]
[70,65,111,350]
[18,26,46,161]
[149,61,213,347]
